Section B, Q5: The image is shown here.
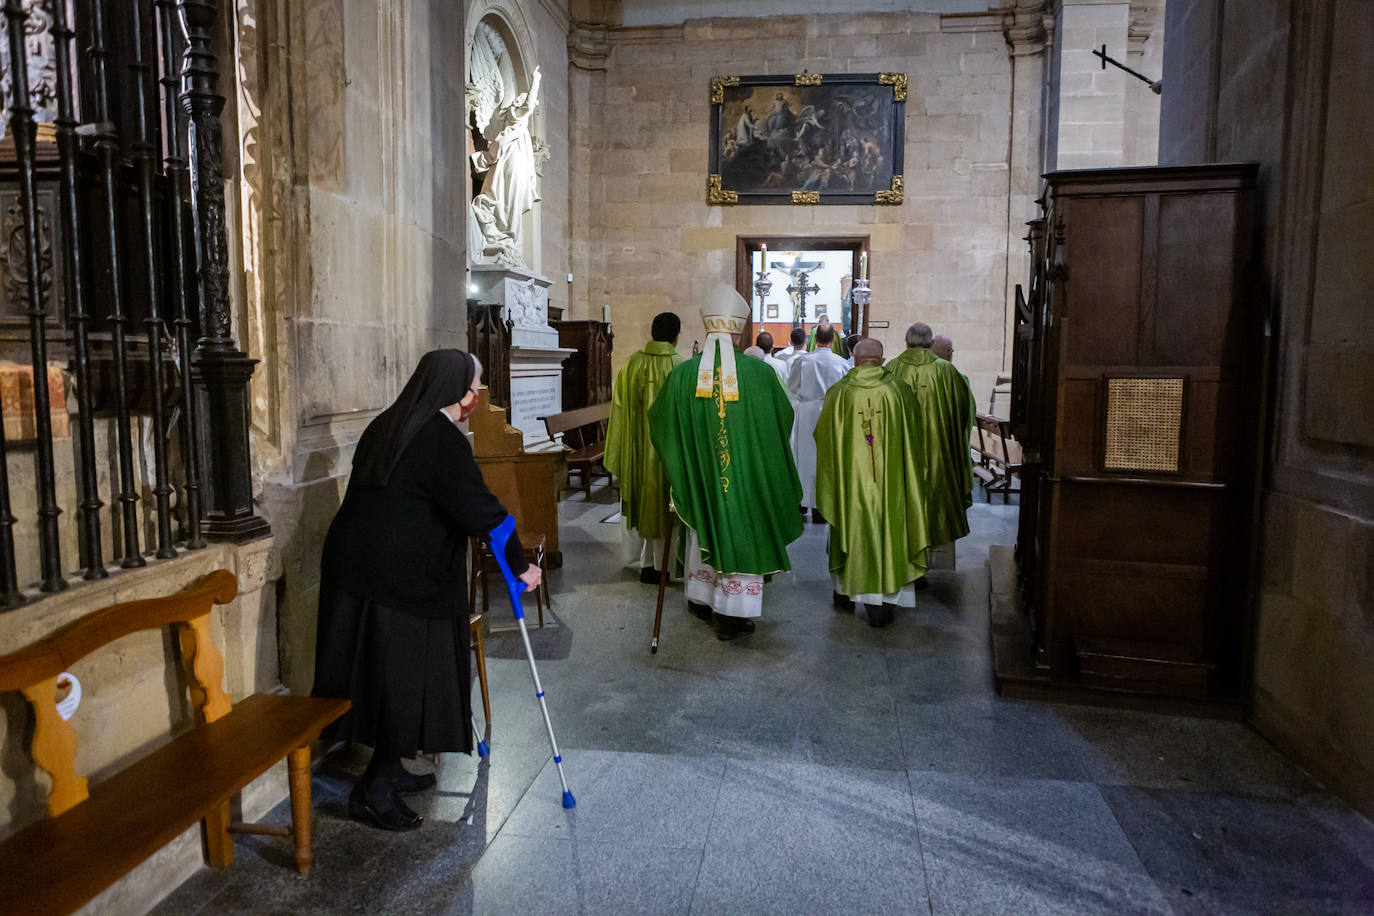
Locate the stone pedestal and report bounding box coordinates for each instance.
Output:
[469,266,573,448]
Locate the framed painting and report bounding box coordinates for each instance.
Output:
[708,72,906,206]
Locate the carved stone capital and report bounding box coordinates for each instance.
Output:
[568,19,611,71]
[999,0,1051,57]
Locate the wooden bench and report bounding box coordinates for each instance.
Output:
[0,571,349,916]
[540,402,613,499]
[972,413,1023,503]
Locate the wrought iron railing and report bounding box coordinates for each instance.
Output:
[0,0,263,608]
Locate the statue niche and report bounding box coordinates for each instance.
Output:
[467,22,544,270]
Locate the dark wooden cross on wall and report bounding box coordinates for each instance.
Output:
[787,271,820,327]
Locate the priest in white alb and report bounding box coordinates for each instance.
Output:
[787,323,850,523]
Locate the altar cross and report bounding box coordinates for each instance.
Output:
[787,270,820,327]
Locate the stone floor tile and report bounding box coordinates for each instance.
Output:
[458,834,702,916]
[1101,785,1374,914]
[1061,706,1323,797]
[910,771,1171,915]
[898,696,1093,781]
[691,758,927,914]
[499,749,725,847]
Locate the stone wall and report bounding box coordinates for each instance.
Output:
[229,0,473,695]
[571,10,1039,407]
[1160,0,1374,818]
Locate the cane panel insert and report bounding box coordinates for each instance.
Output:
[1103,377,1183,472]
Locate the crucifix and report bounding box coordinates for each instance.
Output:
[787,270,820,327]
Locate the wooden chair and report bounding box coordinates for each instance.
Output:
[0,571,349,915]
[540,402,612,499]
[470,534,553,628]
[973,414,1024,503]
[470,612,490,725]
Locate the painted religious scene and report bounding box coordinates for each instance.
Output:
[713,77,902,202]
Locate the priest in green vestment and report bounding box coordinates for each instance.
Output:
[649,284,804,641]
[605,312,684,583]
[886,322,973,547]
[815,339,931,628]
[933,334,978,507]
[805,314,849,357]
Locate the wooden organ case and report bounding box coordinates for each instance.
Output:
[1009,163,1265,711]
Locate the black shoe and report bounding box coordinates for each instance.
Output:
[640,566,661,584]
[714,614,756,641]
[914,577,929,591]
[833,591,855,612]
[810,508,826,524]
[687,600,713,622]
[395,770,438,796]
[865,603,895,628]
[349,785,423,831]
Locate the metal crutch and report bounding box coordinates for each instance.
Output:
[487,515,576,809]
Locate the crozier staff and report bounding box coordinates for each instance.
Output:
[313,350,540,832]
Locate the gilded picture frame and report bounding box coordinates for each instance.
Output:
[708,72,906,206]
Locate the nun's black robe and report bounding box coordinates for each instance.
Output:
[312,351,525,758]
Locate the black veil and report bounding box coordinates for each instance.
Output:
[351,349,476,486]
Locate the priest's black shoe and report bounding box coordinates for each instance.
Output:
[714,614,756,641]
[833,591,855,611]
[640,566,661,584]
[864,603,895,628]
[810,508,827,524]
[687,600,713,622]
[395,769,438,796]
[349,784,423,831]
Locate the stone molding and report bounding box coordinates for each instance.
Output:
[568,18,611,70]
[998,0,1052,56]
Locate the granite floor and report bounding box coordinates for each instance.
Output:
[156,488,1374,915]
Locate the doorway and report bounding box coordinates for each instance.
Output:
[735,235,870,351]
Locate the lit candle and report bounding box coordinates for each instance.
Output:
[760,243,767,270]
[859,252,868,281]
[603,303,611,324]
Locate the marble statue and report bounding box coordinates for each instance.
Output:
[468,33,542,270]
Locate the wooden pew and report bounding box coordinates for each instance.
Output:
[540,402,612,500]
[973,414,1023,503]
[0,571,349,916]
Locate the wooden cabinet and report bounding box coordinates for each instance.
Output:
[1008,163,1265,710]
[551,320,613,410]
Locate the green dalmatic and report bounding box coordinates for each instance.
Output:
[605,341,682,540]
[885,348,973,546]
[815,365,931,596]
[649,352,803,575]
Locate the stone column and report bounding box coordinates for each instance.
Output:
[567,17,611,320]
[1051,0,1130,170]
[1002,0,1051,371]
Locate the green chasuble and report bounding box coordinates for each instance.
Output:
[885,348,973,546]
[805,327,848,357]
[649,352,804,575]
[605,340,682,540]
[952,366,977,507]
[815,365,931,596]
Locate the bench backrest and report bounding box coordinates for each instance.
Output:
[541,402,610,450]
[976,414,1023,468]
[0,570,239,817]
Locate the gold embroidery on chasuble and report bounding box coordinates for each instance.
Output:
[713,367,732,494]
[859,398,881,482]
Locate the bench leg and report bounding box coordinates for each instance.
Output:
[205,798,234,868]
[287,746,313,877]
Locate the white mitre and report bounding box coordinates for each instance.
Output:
[696,283,750,401]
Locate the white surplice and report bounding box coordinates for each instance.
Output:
[787,348,851,508]
[684,529,764,618]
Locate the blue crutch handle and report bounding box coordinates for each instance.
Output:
[487,515,525,620]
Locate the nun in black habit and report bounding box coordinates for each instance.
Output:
[313,349,540,831]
